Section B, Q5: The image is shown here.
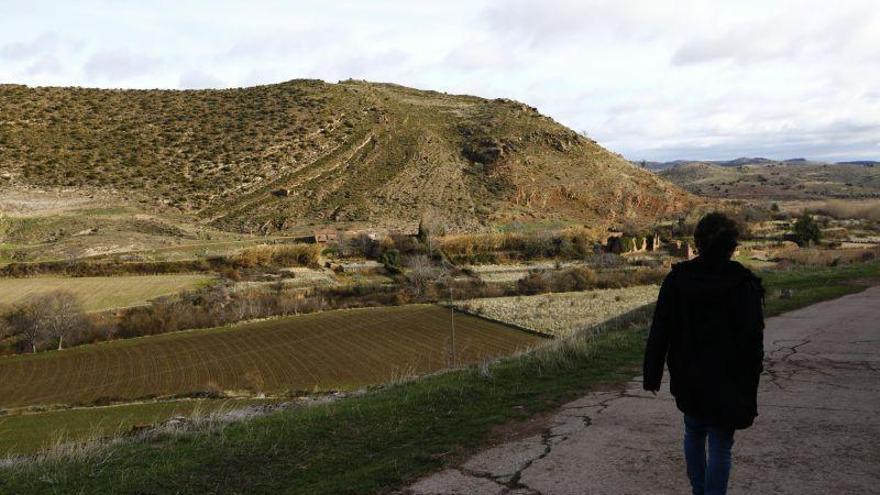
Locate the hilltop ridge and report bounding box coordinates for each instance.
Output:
[0,79,692,233]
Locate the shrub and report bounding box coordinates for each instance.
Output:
[553,266,598,291]
[516,272,550,295]
[793,215,822,246]
[380,249,401,274]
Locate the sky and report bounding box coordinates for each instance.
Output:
[1,0,878,162]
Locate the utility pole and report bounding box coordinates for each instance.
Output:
[449,285,456,366]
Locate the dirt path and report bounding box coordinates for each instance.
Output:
[406,287,880,494]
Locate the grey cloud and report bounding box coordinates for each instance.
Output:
[0,33,60,60]
[442,42,522,71]
[24,55,63,76]
[671,31,799,66]
[317,50,411,80]
[224,28,344,59]
[83,50,161,81]
[179,70,225,89]
[239,68,286,88]
[613,119,880,162]
[481,0,666,46]
[670,9,875,67]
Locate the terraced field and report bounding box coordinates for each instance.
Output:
[0,274,214,312]
[455,285,660,337]
[0,305,543,409]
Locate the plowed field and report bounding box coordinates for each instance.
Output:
[0,305,542,409]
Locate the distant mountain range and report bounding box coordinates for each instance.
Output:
[655,158,880,200]
[636,157,880,171]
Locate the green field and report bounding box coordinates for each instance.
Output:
[0,305,543,410]
[0,399,275,456]
[0,274,214,312]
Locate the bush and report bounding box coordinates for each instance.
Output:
[516,272,550,295]
[793,215,822,246]
[380,249,401,274]
[553,266,598,291]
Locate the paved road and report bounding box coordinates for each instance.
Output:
[406,287,880,494]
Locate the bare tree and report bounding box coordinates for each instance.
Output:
[418,211,446,254]
[4,291,88,352]
[404,254,444,295]
[42,291,88,350]
[5,297,48,353]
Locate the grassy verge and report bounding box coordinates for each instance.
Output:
[0,399,277,457]
[2,262,878,494]
[760,261,880,316]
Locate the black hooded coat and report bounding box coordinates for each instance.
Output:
[643,258,765,430]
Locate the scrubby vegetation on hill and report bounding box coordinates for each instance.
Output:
[659,161,880,199]
[0,80,691,233]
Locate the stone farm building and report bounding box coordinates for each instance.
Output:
[605,232,663,255]
[313,228,339,244]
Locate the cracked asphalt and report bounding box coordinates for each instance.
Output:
[405,287,880,494]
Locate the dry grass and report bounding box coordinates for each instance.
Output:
[465,262,557,283]
[233,243,322,268]
[774,246,879,267]
[455,285,660,337]
[809,199,880,221]
[0,274,213,312]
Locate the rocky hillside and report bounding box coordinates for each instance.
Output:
[0,80,691,233]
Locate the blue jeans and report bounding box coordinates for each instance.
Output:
[684,415,735,495]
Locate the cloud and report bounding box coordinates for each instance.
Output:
[481,0,672,45]
[671,32,798,66]
[317,50,411,80]
[670,7,880,66]
[442,42,521,70]
[0,32,60,60]
[223,28,344,60]
[179,69,225,89]
[83,50,161,81]
[24,55,63,76]
[0,1,877,161]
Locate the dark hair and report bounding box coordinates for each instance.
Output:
[694,212,739,261]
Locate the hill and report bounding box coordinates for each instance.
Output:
[0,80,691,234]
[641,157,879,171]
[658,161,880,199]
